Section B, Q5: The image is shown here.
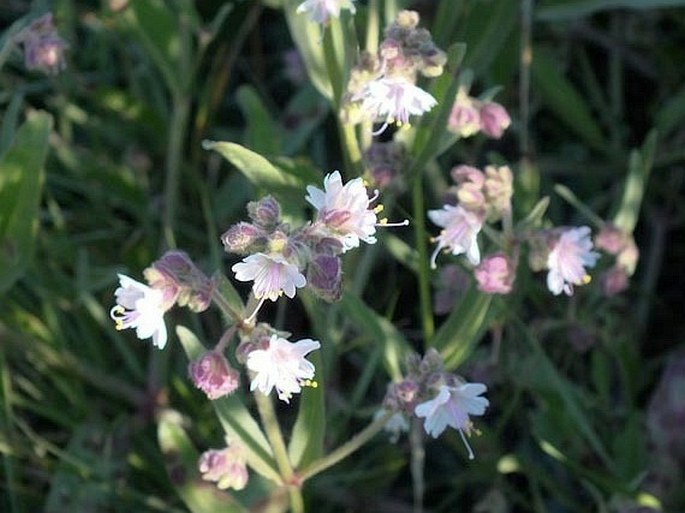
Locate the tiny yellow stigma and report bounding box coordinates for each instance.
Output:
[582,274,592,285]
[373,204,384,214]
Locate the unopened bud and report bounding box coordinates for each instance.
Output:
[145,250,212,313]
[307,254,342,302]
[479,101,511,139]
[474,253,515,295]
[189,351,240,400]
[198,443,248,490]
[247,195,282,229]
[221,222,267,255]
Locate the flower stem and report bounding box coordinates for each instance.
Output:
[412,174,435,342]
[299,411,392,482]
[253,391,304,513]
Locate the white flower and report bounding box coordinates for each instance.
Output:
[546,226,600,296]
[306,170,378,252]
[354,77,437,133]
[296,0,356,24]
[232,252,306,301]
[110,274,168,349]
[415,383,489,459]
[428,204,483,268]
[247,335,321,403]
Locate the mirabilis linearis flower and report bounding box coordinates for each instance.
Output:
[428,204,484,268]
[110,274,170,349]
[546,226,600,296]
[189,351,240,400]
[247,334,321,403]
[296,0,356,25]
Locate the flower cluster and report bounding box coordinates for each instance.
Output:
[15,13,68,75]
[198,439,249,491]
[343,10,445,134]
[448,89,512,139]
[383,349,489,459]
[428,161,606,297]
[594,223,639,296]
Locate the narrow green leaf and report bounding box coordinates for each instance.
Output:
[0,92,24,158]
[613,130,657,234]
[175,326,281,484]
[537,0,685,21]
[531,46,607,152]
[429,283,492,370]
[462,0,518,76]
[0,110,52,294]
[236,85,282,155]
[287,351,325,469]
[655,87,685,138]
[339,292,410,382]
[158,411,249,513]
[281,85,330,156]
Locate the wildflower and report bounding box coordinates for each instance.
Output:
[306,170,378,252]
[354,77,437,134]
[594,223,629,255]
[479,101,511,139]
[199,442,248,490]
[17,13,68,75]
[474,254,515,294]
[451,165,487,214]
[483,165,514,219]
[232,252,306,302]
[296,0,356,24]
[247,335,321,403]
[189,351,240,400]
[110,274,169,349]
[414,382,489,459]
[428,204,483,268]
[546,226,600,296]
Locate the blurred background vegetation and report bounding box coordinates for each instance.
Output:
[1,0,684,512]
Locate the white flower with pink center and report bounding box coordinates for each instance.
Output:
[110,274,168,349]
[306,170,378,252]
[428,204,483,268]
[296,0,356,24]
[354,77,437,134]
[247,335,321,403]
[232,252,306,302]
[414,383,489,459]
[546,226,600,296]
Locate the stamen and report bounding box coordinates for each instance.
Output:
[582,274,592,285]
[458,428,475,460]
[368,189,381,204]
[429,244,442,269]
[377,218,409,227]
[373,204,384,214]
[372,122,389,136]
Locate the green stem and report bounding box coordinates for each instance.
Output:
[254,392,304,513]
[412,175,435,342]
[410,418,425,513]
[162,95,191,250]
[299,411,392,482]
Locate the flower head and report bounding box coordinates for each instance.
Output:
[354,77,437,133]
[199,441,248,491]
[189,351,240,400]
[478,101,511,139]
[247,335,321,403]
[546,226,600,296]
[414,383,489,459]
[448,92,481,138]
[428,204,483,268]
[110,274,168,349]
[306,170,378,252]
[296,0,356,24]
[232,252,306,301]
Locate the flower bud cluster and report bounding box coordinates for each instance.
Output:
[448,89,512,140]
[198,439,248,491]
[594,223,639,296]
[363,141,406,191]
[15,13,68,75]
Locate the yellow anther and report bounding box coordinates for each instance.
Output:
[379,218,388,225]
[582,274,592,285]
[373,204,384,214]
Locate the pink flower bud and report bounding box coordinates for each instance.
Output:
[247,195,282,229]
[599,265,629,297]
[189,352,240,400]
[198,443,248,490]
[474,253,515,294]
[479,101,511,139]
[448,95,481,138]
[221,222,267,255]
[594,223,629,255]
[306,254,342,302]
[18,13,68,76]
[144,250,213,312]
